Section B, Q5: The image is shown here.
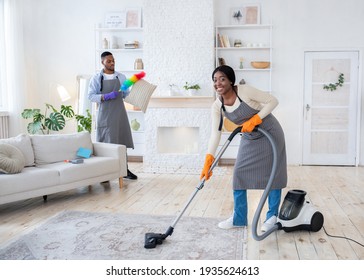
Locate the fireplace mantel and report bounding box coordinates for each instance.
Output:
[149,96,215,108]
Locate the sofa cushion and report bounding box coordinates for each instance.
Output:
[0,134,35,166]
[0,143,25,174]
[0,167,59,196]
[37,156,119,184]
[31,132,93,165]
[125,79,157,113]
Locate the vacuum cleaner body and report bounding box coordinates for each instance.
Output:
[277,189,324,233]
[251,128,324,241]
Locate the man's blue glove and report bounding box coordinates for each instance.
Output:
[103,91,119,101]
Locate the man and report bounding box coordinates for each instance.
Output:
[88,51,137,180]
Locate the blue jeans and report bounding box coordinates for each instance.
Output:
[233,189,282,226]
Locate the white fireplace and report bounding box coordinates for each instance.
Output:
[157,127,199,154]
[143,96,215,174]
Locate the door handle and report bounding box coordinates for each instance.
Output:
[305,104,310,120]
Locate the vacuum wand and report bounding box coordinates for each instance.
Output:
[144,127,242,249]
[169,127,242,229]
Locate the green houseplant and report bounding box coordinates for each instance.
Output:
[75,109,92,133]
[183,82,201,91]
[21,103,91,134]
[183,82,201,96]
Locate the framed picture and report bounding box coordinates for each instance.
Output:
[104,11,126,28]
[126,8,142,28]
[230,8,244,25]
[242,4,260,25]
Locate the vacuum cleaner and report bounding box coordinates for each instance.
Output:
[144,126,324,248]
[251,128,324,241]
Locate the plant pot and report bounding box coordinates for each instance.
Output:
[186,89,197,96]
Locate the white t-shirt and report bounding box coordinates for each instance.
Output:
[103,73,117,80]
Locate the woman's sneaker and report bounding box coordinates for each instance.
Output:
[261,215,277,232]
[218,216,246,229]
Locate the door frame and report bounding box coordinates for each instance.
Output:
[301,49,362,166]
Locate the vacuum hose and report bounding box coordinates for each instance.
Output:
[251,127,280,241]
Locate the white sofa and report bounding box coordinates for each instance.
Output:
[0,132,127,205]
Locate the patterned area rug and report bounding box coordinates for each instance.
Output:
[0,211,247,260]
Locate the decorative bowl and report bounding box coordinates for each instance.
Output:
[251,61,270,69]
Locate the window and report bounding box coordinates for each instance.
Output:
[0,0,7,110]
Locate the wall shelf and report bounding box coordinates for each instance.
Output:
[215,24,273,92]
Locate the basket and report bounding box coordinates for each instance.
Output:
[251,61,270,69]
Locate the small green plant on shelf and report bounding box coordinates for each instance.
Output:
[323,73,344,91]
[183,82,201,91]
[21,103,92,134]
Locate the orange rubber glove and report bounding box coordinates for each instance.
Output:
[241,114,262,133]
[200,154,215,180]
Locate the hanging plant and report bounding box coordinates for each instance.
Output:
[323,73,344,91]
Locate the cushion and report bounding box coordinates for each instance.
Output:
[0,134,35,166]
[37,156,119,184]
[31,132,93,165]
[0,143,25,174]
[0,166,59,195]
[124,79,157,113]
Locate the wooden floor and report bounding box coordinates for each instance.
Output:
[1,163,364,260]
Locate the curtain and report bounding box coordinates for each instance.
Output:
[0,0,26,136]
[0,1,7,111]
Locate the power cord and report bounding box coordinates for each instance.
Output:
[323,226,364,248]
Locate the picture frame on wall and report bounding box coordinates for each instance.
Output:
[104,11,126,28]
[126,8,142,28]
[230,8,244,25]
[242,4,260,25]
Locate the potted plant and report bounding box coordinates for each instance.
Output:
[21,103,92,134]
[183,82,201,96]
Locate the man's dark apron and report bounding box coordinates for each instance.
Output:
[97,78,134,148]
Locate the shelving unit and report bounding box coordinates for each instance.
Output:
[94,26,144,73]
[125,109,145,157]
[215,24,273,160]
[215,24,272,92]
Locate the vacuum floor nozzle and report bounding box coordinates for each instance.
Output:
[144,226,174,249]
[144,233,166,249]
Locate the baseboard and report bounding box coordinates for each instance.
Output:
[128,156,143,162]
[128,156,234,164]
[218,158,236,165]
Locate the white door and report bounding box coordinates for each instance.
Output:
[303,51,359,165]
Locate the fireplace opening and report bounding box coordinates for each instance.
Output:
[157,126,199,154]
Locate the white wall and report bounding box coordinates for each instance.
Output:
[20,0,143,110]
[143,0,214,96]
[19,0,364,165]
[216,0,364,165]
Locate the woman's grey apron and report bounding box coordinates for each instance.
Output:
[223,99,287,190]
[97,78,134,148]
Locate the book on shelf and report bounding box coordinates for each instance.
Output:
[217,33,224,47]
[222,34,230,47]
[217,34,230,48]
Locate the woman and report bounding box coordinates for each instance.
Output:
[201,65,287,232]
